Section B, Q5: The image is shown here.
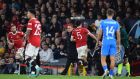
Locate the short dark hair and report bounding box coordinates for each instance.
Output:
[28,9,36,15]
[107,9,114,16]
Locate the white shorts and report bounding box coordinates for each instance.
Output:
[25,43,39,59]
[77,45,88,59]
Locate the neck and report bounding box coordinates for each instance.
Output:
[44,48,48,51]
[30,16,35,19]
[107,16,113,19]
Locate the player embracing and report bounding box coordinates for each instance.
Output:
[7,25,25,60]
[24,9,42,77]
[71,20,98,76]
[97,9,121,79]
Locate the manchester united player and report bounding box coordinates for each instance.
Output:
[7,25,25,59]
[71,21,98,76]
[25,9,41,76]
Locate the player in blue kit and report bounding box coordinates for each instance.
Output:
[97,9,121,79]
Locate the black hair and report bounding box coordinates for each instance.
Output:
[28,9,36,15]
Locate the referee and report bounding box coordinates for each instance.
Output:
[61,24,78,75]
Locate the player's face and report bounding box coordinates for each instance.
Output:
[11,26,16,32]
[42,44,48,50]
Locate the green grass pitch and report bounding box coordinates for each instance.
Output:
[0,74,140,79]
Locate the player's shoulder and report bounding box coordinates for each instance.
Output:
[72,28,77,33]
[82,27,88,31]
[34,18,40,23]
[8,32,13,35]
[29,18,37,22]
[100,19,105,24]
[17,31,24,34]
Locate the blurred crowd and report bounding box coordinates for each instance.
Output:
[0,0,140,74]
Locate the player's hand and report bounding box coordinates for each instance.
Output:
[98,41,102,46]
[22,41,25,46]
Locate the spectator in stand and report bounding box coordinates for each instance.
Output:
[11,15,23,31]
[134,10,140,20]
[50,15,62,37]
[39,43,54,64]
[0,40,5,56]
[41,17,50,35]
[2,53,15,74]
[0,56,5,73]
[53,37,66,59]
[85,11,94,26]
[63,18,71,30]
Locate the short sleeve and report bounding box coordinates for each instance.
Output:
[7,33,10,39]
[27,20,33,30]
[20,32,24,37]
[71,30,75,36]
[85,28,90,34]
[116,22,120,31]
[99,20,104,30]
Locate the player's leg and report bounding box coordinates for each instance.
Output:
[25,43,41,76]
[124,58,130,76]
[32,47,41,77]
[61,58,72,75]
[117,63,123,76]
[15,47,24,74]
[109,45,117,79]
[109,56,115,79]
[101,44,109,78]
[77,46,88,76]
[24,44,32,74]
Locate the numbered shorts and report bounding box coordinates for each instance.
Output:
[25,43,39,59]
[77,45,88,59]
[101,42,117,56]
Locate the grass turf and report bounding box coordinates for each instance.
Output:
[0,74,139,79]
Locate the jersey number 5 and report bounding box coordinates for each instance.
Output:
[76,32,82,40]
[34,23,41,35]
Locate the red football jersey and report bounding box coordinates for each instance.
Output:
[8,31,24,49]
[72,27,89,48]
[27,18,41,47]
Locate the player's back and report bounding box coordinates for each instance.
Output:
[27,18,41,47]
[72,27,89,48]
[101,19,119,43]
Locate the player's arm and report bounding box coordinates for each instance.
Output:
[25,22,32,41]
[71,30,75,41]
[25,29,31,41]
[87,30,98,48]
[7,33,11,44]
[116,29,121,52]
[71,35,75,41]
[97,28,102,42]
[7,33,12,44]
[88,32,98,42]
[7,33,14,48]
